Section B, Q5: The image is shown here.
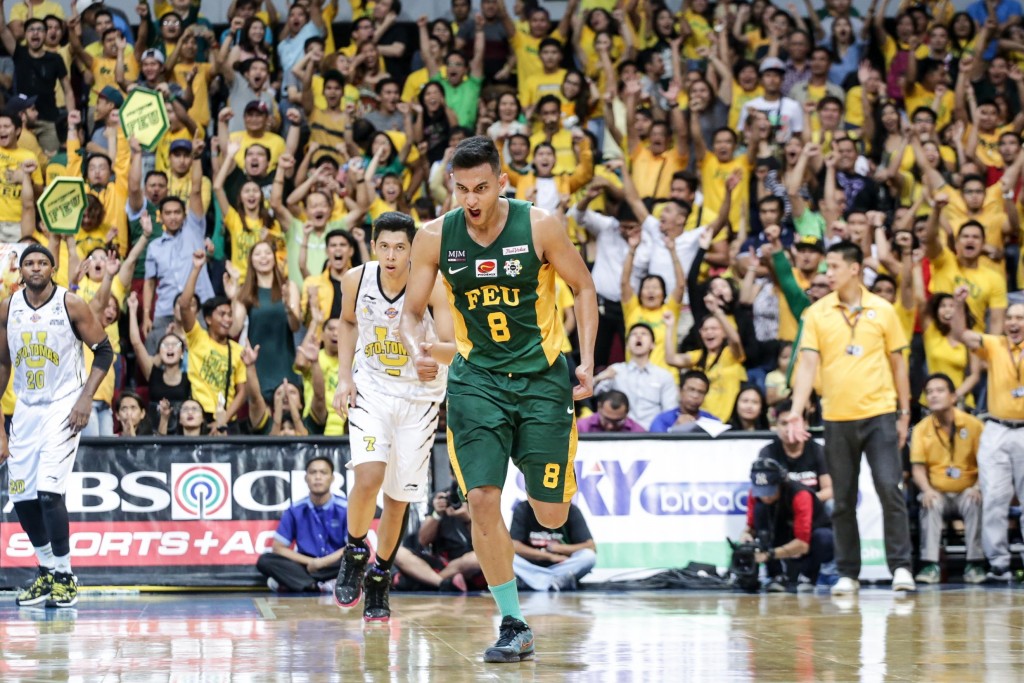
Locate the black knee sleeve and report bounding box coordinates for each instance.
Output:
[12,499,48,548]
[37,491,71,557]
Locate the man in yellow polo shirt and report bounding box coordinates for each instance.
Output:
[786,241,915,595]
[910,373,985,585]
[951,287,1024,582]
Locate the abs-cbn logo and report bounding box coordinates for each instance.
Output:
[2,466,346,517]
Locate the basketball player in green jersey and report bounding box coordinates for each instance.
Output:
[400,136,598,663]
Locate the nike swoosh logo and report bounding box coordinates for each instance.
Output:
[567,407,573,414]
[448,266,468,274]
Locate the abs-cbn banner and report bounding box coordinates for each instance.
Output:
[500,438,891,582]
[0,439,354,588]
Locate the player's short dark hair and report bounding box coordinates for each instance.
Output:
[818,95,844,111]
[144,170,167,184]
[201,295,232,320]
[373,212,417,243]
[615,201,638,224]
[962,174,986,188]
[451,136,501,175]
[826,240,863,265]
[305,455,335,473]
[24,17,46,32]
[681,370,710,391]
[596,390,630,411]
[304,35,325,51]
[924,373,956,393]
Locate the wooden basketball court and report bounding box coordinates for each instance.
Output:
[1,586,1021,680]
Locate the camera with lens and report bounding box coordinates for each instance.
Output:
[446,481,463,510]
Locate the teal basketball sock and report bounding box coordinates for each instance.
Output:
[489,579,524,621]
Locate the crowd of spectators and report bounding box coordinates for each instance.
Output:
[0,0,1017,445]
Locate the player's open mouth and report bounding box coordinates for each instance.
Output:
[467,208,481,219]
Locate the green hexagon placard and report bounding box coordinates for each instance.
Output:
[36,176,88,235]
[120,87,169,151]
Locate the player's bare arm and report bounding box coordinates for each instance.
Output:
[0,297,11,460]
[531,207,598,400]
[333,264,365,417]
[426,273,457,365]
[400,219,443,381]
[65,292,114,434]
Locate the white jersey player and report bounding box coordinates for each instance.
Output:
[0,244,114,609]
[331,212,456,622]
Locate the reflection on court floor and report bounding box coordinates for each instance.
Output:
[1,587,1022,681]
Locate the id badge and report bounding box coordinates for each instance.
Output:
[946,466,961,479]
[845,345,863,356]
[1013,387,1024,399]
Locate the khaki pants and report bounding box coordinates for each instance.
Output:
[33,120,58,154]
[918,489,983,563]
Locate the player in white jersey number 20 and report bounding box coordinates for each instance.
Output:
[0,244,115,609]
[331,212,456,623]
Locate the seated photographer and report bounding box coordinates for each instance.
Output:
[256,456,346,593]
[511,501,596,592]
[396,483,482,590]
[911,373,985,585]
[741,458,833,593]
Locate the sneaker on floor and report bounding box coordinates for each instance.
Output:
[892,567,916,592]
[914,563,941,585]
[362,567,391,623]
[817,572,840,588]
[266,577,281,593]
[765,575,788,593]
[49,572,78,608]
[963,563,987,585]
[550,574,578,592]
[796,574,815,593]
[317,579,336,594]
[987,565,1014,582]
[16,567,53,607]
[831,577,860,596]
[334,544,370,609]
[483,616,535,663]
[438,574,468,593]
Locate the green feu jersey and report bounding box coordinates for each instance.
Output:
[440,199,562,373]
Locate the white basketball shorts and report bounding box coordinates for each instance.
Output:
[346,390,440,503]
[8,392,82,503]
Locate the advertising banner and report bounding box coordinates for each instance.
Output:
[0,439,352,587]
[1,435,890,587]
[501,438,889,581]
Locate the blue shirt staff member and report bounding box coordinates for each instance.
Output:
[257,456,348,593]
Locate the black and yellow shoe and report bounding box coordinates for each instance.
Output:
[16,567,53,607]
[48,572,78,608]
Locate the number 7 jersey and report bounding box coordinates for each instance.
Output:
[440,199,562,374]
[354,262,447,402]
[7,287,84,406]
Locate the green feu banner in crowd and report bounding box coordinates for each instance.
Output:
[120,87,169,151]
[500,436,890,582]
[37,176,88,235]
